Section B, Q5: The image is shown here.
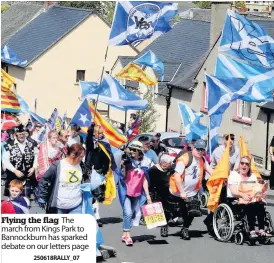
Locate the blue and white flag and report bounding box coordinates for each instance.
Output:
[1,45,28,67]
[206,73,274,117]
[61,111,67,129]
[80,73,148,111]
[216,53,273,79]
[17,95,30,114]
[177,102,208,142]
[109,1,178,46]
[126,115,141,138]
[70,99,92,128]
[47,108,58,130]
[209,114,222,155]
[29,111,47,126]
[134,50,164,81]
[219,10,274,68]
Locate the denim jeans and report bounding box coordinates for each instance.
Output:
[122,196,139,231]
[57,202,82,214]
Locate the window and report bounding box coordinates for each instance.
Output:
[254,8,259,11]
[233,100,252,124]
[14,83,17,91]
[201,82,208,113]
[76,70,85,82]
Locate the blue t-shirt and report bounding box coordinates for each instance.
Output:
[145,149,158,164]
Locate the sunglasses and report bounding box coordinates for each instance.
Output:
[196,148,205,152]
[129,148,138,152]
[240,162,250,166]
[225,136,235,141]
[151,139,159,143]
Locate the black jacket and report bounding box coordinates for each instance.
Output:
[36,160,87,213]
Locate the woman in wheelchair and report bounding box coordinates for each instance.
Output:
[227,156,271,238]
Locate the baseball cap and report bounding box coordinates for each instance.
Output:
[194,139,207,150]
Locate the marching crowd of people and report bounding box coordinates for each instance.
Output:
[1,115,274,247]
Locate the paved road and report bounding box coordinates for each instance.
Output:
[99,199,274,263]
[2,185,274,263]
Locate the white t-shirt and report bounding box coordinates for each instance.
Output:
[227,171,257,198]
[56,159,83,209]
[170,157,209,197]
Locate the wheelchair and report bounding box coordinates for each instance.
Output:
[213,198,274,245]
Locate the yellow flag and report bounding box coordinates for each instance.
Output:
[1,69,15,89]
[115,63,157,86]
[55,116,62,133]
[207,142,230,212]
[239,136,261,179]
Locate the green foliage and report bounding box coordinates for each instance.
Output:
[235,1,246,9]
[137,88,160,133]
[57,1,115,24]
[193,1,212,9]
[1,4,10,13]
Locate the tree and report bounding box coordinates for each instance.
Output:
[58,1,115,24]
[235,1,246,9]
[193,1,212,9]
[137,88,160,133]
[1,4,10,13]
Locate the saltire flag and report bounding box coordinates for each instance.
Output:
[215,53,273,79]
[1,69,15,89]
[134,50,164,81]
[17,95,30,114]
[61,111,67,129]
[47,108,58,130]
[1,45,28,67]
[219,10,274,68]
[206,73,274,117]
[1,86,20,113]
[209,114,222,155]
[207,139,230,212]
[116,63,157,86]
[109,1,178,46]
[80,73,148,111]
[177,102,208,142]
[29,111,47,126]
[239,136,261,179]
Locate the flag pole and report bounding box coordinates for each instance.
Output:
[94,45,109,122]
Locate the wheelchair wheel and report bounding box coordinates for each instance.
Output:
[213,203,235,242]
[200,192,209,208]
[234,231,244,245]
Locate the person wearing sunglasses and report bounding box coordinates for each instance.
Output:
[138,135,158,165]
[211,133,240,171]
[31,122,42,143]
[227,156,271,238]
[119,141,151,246]
[169,139,213,240]
[150,133,167,156]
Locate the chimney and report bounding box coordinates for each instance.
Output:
[210,2,232,47]
[44,1,54,9]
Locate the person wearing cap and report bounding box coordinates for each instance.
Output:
[150,133,167,156]
[68,124,83,147]
[211,133,240,171]
[3,124,38,196]
[168,139,213,240]
[118,140,152,246]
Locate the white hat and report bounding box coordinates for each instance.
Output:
[129,141,144,153]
